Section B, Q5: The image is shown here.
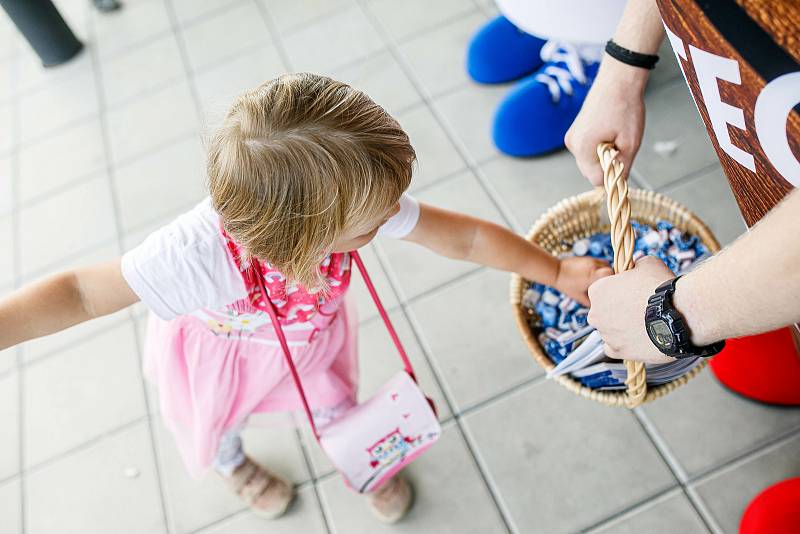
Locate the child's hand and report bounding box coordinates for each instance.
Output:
[554,257,613,307]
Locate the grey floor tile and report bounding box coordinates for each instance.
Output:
[115,135,206,233]
[0,216,12,289]
[20,303,131,366]
[357,309,451,421]
[641,370,800,479]
[0,57,13,105]
[0,101,13,154]
[0,154,11,216]
[123,211,184,252]
[0,344,16,378]
[409,268,539,412]
[330,50,421,118]
[590,490,707,534]
[369,0,478,43]
[23,321,147,467]
[282,5,384,73]
[350,244,399,324]
[634,81,718,189]
[17,118,106,203]
[693,433,800,534]
[17,67,99,144]
[90,0,172,61]
[661,166,746,246]
[193,43,286,123]
[196,486,328,534]
[318,424,507,534]
[26,421,165,534]
[171,0,245,27]
[181,2,272,74]
[397,12,487,99]
[396,105,465,192]
[0,478,21,534]
[99,33,186,109]
[433,84,507,164]
[481,150,593,233]
[17,175,117,277]
[646,38,684,91]
[260,0,355,35]
[463,380,676,532]
[152,416,309,534]
[377,170,505,301]
[0,372,19,481]
[15,44,93,97]
[106,80,199,165]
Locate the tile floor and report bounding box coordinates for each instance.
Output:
[1,1,797,533]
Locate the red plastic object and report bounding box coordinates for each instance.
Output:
[710,327,800,406]
[740,477,800,534]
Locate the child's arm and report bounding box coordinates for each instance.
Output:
[402,204,612,305]
[0,259,140,350]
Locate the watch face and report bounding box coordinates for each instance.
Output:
[649,320,674,350]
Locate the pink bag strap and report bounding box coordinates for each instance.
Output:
[249,250,416,440]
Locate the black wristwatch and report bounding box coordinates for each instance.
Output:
[645,276,725,359]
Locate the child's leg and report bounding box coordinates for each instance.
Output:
[213,425,295,520]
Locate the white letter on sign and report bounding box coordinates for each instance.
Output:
[755,72,800,187]
[690,45,756,172]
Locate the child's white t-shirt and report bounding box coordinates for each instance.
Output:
[121,194,420,321]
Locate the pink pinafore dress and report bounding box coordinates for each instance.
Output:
[143,229,359,477]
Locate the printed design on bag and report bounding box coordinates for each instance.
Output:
[367,428,416,470]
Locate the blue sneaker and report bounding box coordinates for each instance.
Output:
[467,16,547,84]
[492,41,600,157]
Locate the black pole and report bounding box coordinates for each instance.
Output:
[0,0,83,67]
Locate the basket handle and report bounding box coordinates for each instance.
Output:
[597,143,647,408]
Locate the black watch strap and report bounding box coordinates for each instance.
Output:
[648,276,725,358]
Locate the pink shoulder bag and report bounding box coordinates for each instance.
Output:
[251,251,441,493]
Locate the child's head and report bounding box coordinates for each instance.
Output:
[208,73,416,289]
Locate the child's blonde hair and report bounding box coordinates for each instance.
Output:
[208,73,416,290]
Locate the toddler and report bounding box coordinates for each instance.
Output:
[0,74,610,523]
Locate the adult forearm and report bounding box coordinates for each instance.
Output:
[675,189,800,345]
[613,0,665,55]
[0,272,91,350]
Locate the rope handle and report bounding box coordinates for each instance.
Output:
[597,143,647,408]
[250,250,416,440]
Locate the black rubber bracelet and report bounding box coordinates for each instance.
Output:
[605,40,659,70]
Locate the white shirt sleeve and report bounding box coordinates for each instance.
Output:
[121,199,247,320]
[377,193,420,239]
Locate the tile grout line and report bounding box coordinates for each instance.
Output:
[21,415,149,477]
[163,0,206,131]
[252,0,294,72]
[9,38,27,534]
[292,426,334,534]
[687,423,800,488]
[631,408,719,533]
[578,484,686,533]
[86,9,173,532]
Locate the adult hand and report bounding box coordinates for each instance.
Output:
[587,256,676,363]
[565,59,649,186]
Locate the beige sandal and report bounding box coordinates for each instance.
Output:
[223,457,295,519]
[368,475,414,523]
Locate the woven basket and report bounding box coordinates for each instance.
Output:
[509,144,722,408]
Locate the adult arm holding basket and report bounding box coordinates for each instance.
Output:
[564,0,800,364]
